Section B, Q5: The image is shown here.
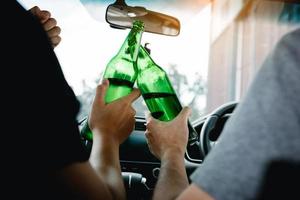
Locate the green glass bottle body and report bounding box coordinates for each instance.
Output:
[136,46,198,142]
[81,21,144,141]
[104,20,144,103]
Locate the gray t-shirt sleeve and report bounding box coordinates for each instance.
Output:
[191,28,300,200]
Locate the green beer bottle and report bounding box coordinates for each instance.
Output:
[81,20,144,141]
[103,20,144,103]
[136,45,198,142]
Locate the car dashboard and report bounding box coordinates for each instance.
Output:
[79,101,236,200]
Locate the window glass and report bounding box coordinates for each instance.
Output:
[18,0,211,122]
[19,0,299,122]
[205,0,300,113]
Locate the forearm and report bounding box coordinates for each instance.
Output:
[153,151,189,200]
[89,134,126,200]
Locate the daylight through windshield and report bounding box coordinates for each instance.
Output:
[18,0,300,122]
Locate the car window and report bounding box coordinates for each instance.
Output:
[204,0,300,114]
[18,0,300,123]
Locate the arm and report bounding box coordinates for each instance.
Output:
[154,149,189,200]
[146,108,215,200]
[89,135,123,199]
[88,79,141,200]
[52,80,140,200]
[145,107,188,199]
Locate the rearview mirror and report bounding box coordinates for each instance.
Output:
[105,2,181,36]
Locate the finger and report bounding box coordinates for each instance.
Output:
[38,10,51,23]
[47,26,61,38]
[121,88,141,104]
[145,130,150,138]
[29,6,40,16]
[43,18,57,31]
[145,114,161,130]
[146,141,153,153]
[29,6,51,23]
[94,79,109,106]
[50,36,61,48]
[145,131,150,140]
[128,107,136,118]
[177,106,192,121]
[145,132,151,147]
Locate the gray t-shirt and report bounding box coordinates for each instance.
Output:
[191,28,300,200]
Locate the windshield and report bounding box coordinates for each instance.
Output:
[18,0,300,123]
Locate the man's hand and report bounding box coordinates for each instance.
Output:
[88,79,140,200]
[145,107,191,160]
[146,107,191,200]
[89,79,141,145]
[29,6,61,48]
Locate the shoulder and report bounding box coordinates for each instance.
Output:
[279,28,300,45]
[254,28,300,85]
[272,28,300,64]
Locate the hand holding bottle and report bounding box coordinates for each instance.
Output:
[88,79,141,144]
[145,107,191,160]
[81,20,144,141]
[136,46,198,142]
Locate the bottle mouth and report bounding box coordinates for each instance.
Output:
[132,20,145,31]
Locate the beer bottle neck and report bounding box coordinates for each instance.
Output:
[117,23,144,62]
[136,45,159,71]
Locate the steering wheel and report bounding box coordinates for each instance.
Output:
[200,101,238,158]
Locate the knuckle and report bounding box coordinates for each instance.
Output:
[51,36,61,46]
[120,100,130,107]
[52,35,61,42]
[30,6,39,13]
[50,18,57,26]
[54,26,61,34]
[145,132,151,140]
[146,120,153,128]
[124,99,131,106]
[43,10,51,17]
[56,36,62,42]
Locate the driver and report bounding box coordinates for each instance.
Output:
[145,27,300,200]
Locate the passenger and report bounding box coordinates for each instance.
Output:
[3,1,140,199]
[145,28,300,200]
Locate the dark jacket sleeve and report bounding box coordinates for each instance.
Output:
[4,1,89,170]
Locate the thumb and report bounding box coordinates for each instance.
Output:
[177,106,191,122]
[94,79,109,106]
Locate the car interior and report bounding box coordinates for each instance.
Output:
[18,0,300,199]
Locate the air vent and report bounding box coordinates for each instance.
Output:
[135,116,146,131]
